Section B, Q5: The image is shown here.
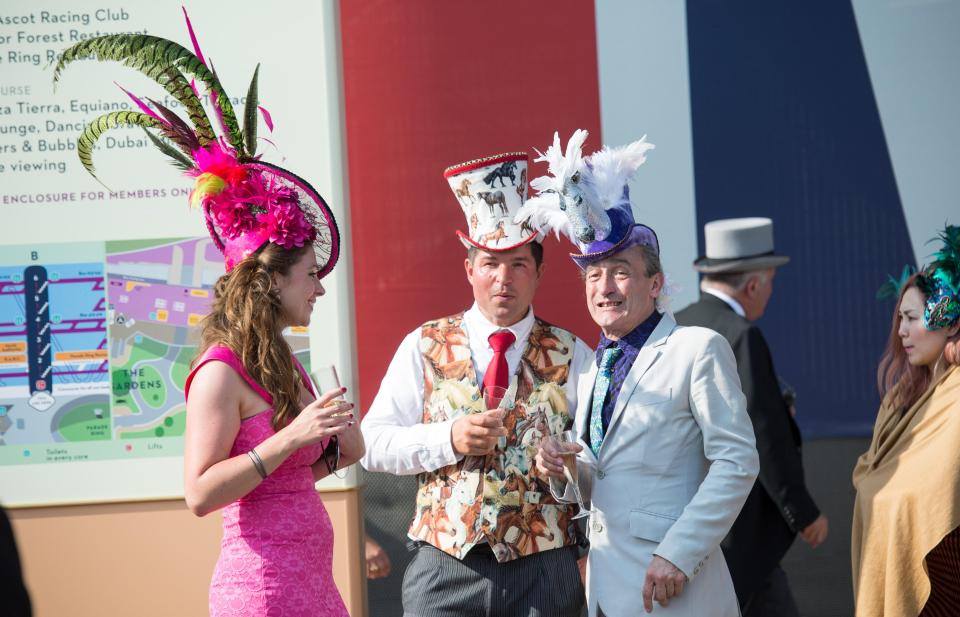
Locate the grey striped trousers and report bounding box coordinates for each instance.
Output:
[402,542,585,617]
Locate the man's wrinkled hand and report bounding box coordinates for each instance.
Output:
[536,435,581,480]
[642,555,687,612]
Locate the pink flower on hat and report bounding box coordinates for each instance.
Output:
[209,200,258,239]
[261,200,316,249]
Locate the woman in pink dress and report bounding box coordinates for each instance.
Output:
[55,12,363,614]
[54,11,363,617]
[184,239,363,617]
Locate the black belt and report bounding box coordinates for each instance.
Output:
[406,539,495,556]
[467,542,494,555]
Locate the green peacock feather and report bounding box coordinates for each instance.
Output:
[877,264,916,300]
[141,128,195,171]
[928,225,960,285]
[53,33,245,157]
[53,35,213,147]
[243,64,260,157]
[916,224,960,329]
[76,111,165,178]
[202,59,245,157]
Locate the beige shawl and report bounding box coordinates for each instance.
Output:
[852,365,960,616]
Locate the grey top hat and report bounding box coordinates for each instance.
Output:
[693,217,790,273]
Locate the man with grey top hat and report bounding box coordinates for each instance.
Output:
[675,217,828,617]
[360,151,593,616]
[530,130,758,617]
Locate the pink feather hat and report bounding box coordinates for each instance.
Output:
[53,9,340,276]
[189,142,339,274]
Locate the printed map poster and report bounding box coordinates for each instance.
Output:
[0,242,109,456]
[106,237,310,443]
[106,238,217,446]
[0,1,354,504]
[0,238,312,506]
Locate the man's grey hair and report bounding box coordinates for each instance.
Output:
[701,270,768,291]
[636,244,663,277]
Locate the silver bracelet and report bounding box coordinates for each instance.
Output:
[248,448,268,480]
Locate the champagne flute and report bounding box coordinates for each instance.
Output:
[310,364,349,478]
[482,385,513,451]
[555,429,590,520]
[312,364,344,401]
[312,365,353,418]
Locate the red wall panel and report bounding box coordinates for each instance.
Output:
[340,0,602,413]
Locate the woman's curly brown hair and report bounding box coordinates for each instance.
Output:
[195,243,311,431]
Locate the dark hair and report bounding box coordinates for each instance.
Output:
[877,273,960,411]
[196,242,311,431]
[467,241,543,268]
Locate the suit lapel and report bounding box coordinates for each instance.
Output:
[576,361,599,445]
[601,314,677,450]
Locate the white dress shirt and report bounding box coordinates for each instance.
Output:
[360,303,594,476]
[702,286,746,318]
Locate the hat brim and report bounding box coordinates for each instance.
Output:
[456,230,539,252]
[693,254,790,273]
[569,224,660,270]
[206,161,341,278]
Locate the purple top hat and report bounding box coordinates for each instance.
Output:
[516,130,657,268]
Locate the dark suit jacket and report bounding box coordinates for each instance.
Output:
[676,293,819,605]
[1,506,31,617]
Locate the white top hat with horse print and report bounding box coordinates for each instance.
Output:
[444,152,539,251]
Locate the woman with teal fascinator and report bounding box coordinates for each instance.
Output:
[852,225,960,617]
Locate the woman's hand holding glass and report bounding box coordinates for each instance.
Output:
[310,365,364,467]
[283,387,354,450]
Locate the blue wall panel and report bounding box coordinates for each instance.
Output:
[685,1,914,437]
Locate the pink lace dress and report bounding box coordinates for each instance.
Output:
[185,346,349,617]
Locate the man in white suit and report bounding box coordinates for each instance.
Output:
[523,130,759,616]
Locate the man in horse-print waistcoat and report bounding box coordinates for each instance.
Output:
[361,152,593,617]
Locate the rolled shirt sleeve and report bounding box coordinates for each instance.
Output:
[359,329,461,475]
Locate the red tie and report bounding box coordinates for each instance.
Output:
[483,330,516,407]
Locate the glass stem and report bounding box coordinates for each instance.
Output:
[563,467,587,510]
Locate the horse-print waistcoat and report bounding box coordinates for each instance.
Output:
[409,312,579,562]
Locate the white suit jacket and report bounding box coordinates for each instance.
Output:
[556,314,759,617]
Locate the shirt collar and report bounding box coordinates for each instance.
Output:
[596,310,663,361]
[702,287,746,318]
[464,302,535,351]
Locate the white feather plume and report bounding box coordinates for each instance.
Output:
[514,193,571,240]
[583,135,655,211]
[656,271,680,318]
[529,129,588,193]
[518,129,590,241]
